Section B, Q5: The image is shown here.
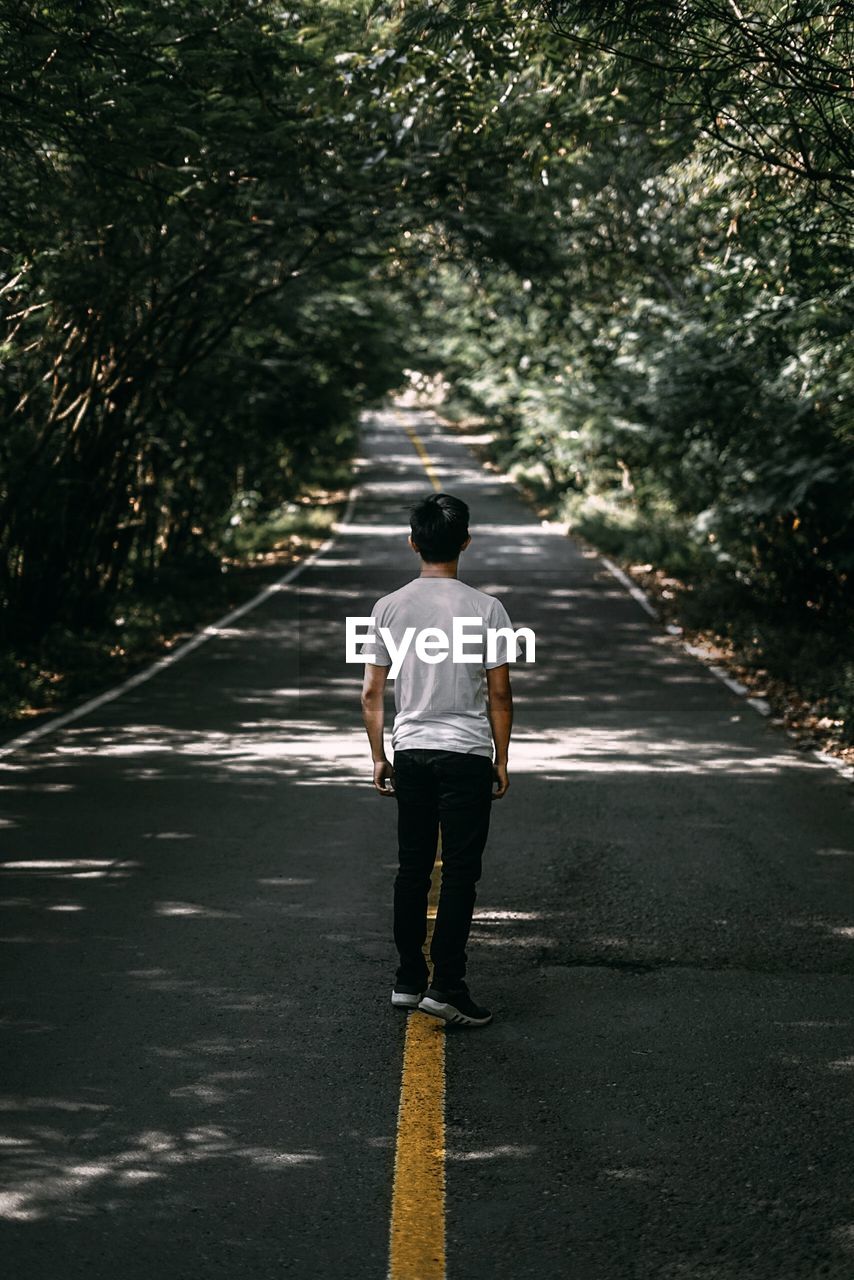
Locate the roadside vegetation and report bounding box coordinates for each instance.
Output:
[2,2,851,746]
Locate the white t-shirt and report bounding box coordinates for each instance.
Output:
[367,577,513,758]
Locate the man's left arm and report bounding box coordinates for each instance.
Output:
[361,663,395,795]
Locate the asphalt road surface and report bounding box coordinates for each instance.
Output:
[2,407,854,1280]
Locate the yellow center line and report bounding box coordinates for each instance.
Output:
[389,409,446,1279]
[398,410,442,493]
[388,844,445,1280]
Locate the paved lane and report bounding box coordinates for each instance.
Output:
[2,408,853,1278]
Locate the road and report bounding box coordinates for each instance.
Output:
[2,406,854,1279]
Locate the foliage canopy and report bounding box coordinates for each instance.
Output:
[1,0,851,680]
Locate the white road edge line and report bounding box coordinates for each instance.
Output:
[600,556,658,619]
[598,555,854,784]
[0,479,362,760]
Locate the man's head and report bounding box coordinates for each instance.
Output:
[409,492,471,563]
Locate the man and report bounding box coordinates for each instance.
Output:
[360,492,514,1028]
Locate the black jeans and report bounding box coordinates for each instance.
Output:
[393,748,494,991]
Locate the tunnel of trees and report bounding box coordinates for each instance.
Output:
[1,1,852,736]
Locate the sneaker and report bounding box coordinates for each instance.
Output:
[418,981,493,1027]
[391,982,426,1010]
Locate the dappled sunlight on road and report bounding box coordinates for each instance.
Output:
[0,721,370,785]
[0,1114,323,1222]
[1,858,138,878]
[154,901,240,919]
[1,934,397,1227]
[446,1143,537,1161]
[3,408,854,1275]
[511,729,829,777]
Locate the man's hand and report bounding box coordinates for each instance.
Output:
[492,762,509,799]
[486,664,512,800]
[373,759,396,796]
[362,663,391,791]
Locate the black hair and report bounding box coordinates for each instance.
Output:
[409,492,470,563]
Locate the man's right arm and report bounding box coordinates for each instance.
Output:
[486,662,513,798]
